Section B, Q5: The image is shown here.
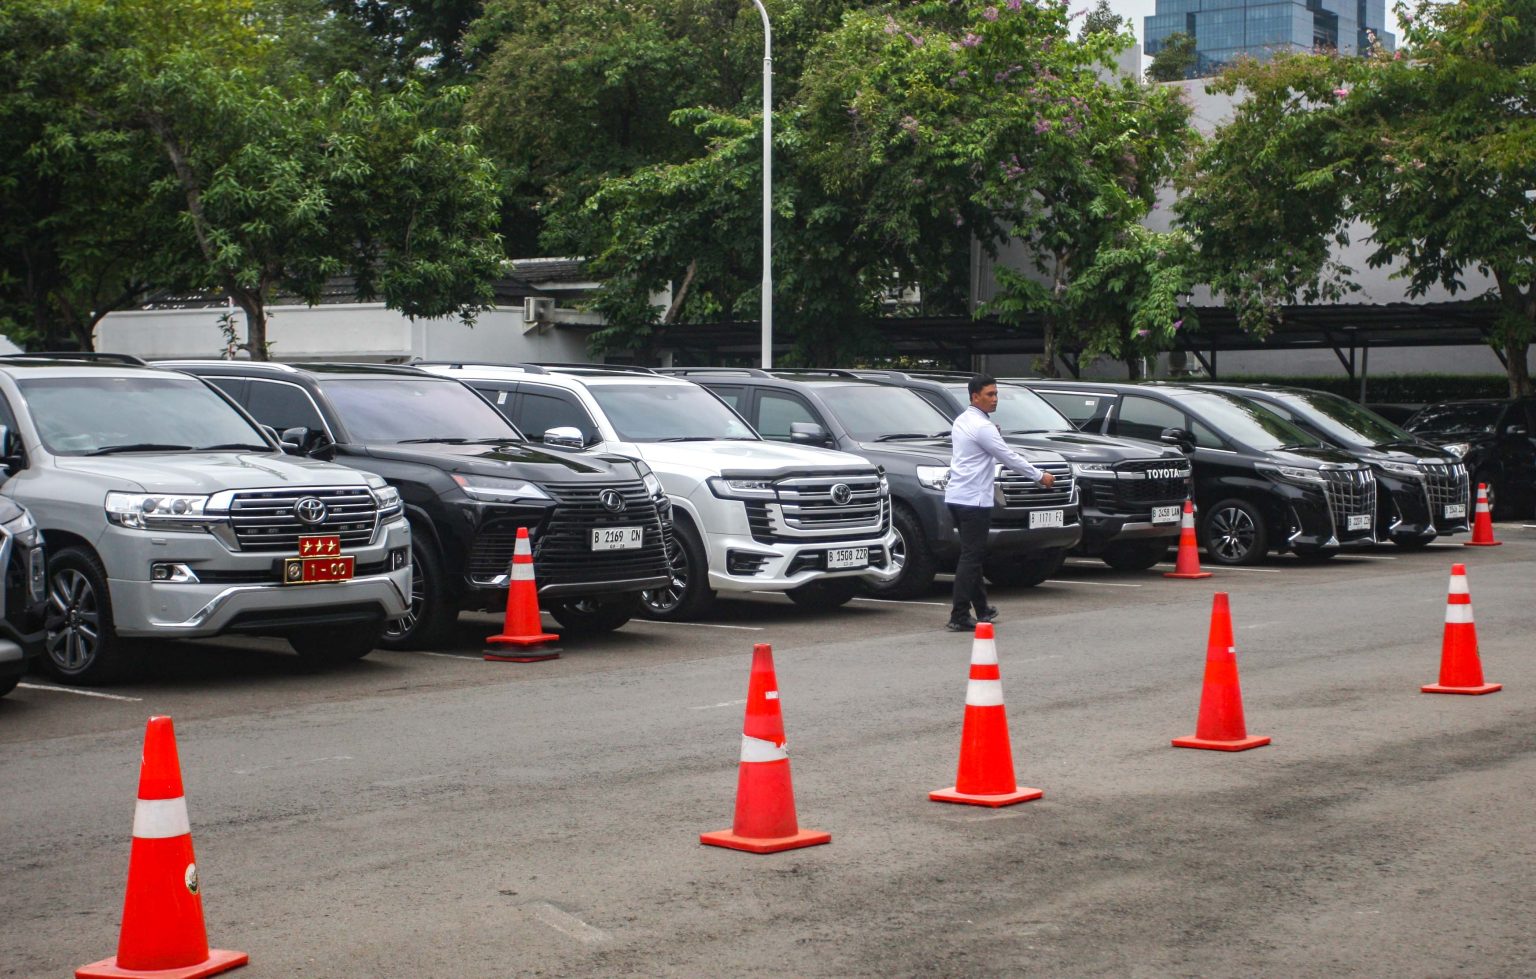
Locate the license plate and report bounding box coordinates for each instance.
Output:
[1347,514,1372,531]
[1029,509,1065,529]
[1151,505,1181,524]
[1445,504,1466,519]
[826,547,869,570]
[284,555,355,584]
[298,534,342,557]
[591,527,644,551]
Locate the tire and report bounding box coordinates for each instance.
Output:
[639,520,715,621]
[1100,539,1170,571]
[0,674,19,698]
[381,537,455,651]
[1201,498,1269,566]
[861,504,937,600]
[288,622,383,664]
[785,577,860,611]
[1391,532,1435,550]
[42,547,142,685]
[548,593,641,635]
[984,547,1066,588]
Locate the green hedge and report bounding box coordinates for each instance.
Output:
[1220,373,1509,405]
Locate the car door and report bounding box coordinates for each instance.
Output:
[512,385,599,446]
[1110,394,1238,514]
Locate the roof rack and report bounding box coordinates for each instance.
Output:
[766,368,865,379]
[534,363,661,376]
[409,360,549,374]
[655,367,772,377]
[155,359,302,372]
[0,351,149,367]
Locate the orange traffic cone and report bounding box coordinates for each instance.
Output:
[1464,484,1501,546]
[485,526,560,662]
[1423,563,1501,695]
[930,623,1043,807]
[1172,593,1270,751]
[1164,498,1212,579]
[77,717,248,979]
[700,643,831,853]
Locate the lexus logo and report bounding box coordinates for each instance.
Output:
[293,497,328,526]
[830,483,853,506]
[599,489,627,513]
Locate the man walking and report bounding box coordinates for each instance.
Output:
[944,374,1055,632]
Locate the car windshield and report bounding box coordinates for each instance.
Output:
[945,383,1071,432]
[18,374,271,455]
[589,383,757,441]
[816,385,953,441]
[320,378,521,443]
[1172,389,1322,450]
[1276,391,1412,447]
[1405,402,1504,436]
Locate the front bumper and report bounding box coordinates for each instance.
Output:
[703,527,900,593]
[1280,483,1375,551]
[912,491,1083,567]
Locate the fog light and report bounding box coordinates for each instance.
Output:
[151,562,199,583]
[27,548,45,602]
[389,547,410,571]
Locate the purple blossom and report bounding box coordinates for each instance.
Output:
[1136,329,1150,338]
[983,6,999,20]
[884,15,898,34]
[1333,86,1350,97]
[905,31,925,46]
[1172,319,1183,331]
[1006,0,1022,9]
[1034,118,1052,134]
[961,32,981,47]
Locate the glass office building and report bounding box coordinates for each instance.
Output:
[1145,0,1395,77]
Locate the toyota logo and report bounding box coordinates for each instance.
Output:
[293,497,328,526]
[599,489,627,513]
[830,483,853,506]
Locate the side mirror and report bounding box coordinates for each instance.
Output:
[0,425,22,473]
[1160,426,1195,452]
[1504,423,1528,437]
[282,426,334,459]
[789,422,834,448]
[543,426,586,449]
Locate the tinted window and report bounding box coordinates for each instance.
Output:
[516,389,597,444]
[319,378,521,443]
[813,385,950,441]
[1115,396,1184,443]
[756,392,821,441]
[246,380,327,435]
[1405,402,1505,436]
[587,383,755,441]
[1037,391,1106,429]
[1167,389,1320,450]
[946,383,1071,434]
[19,375,271,455]
[1272,391,1412,447]
[709,386,745,410]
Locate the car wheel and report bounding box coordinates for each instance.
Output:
[1100,539,1170,571]
[785,577,860,611]
[381,538,455,651]
[1391,532,1435,550]
[861,504,936,600]
[984,547,1066,588]
[1201,499,1269,565]
[288,622,383,664]
[43,547,142,685]
[548,593,641,635]
[640,521,715,621]
[0,674,19,697]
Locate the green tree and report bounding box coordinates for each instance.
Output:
[1147,31,1197,82]
[1177,0,1536,395]
[1081,0,1127,38]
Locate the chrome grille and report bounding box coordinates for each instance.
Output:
[469,481,671,586]
[744,471,888,544]
[1421,462,1470,522]
[1322,468,1377,540]
[996,461,1074,508]
[1101,460,1191,513]
[226,487,378,552]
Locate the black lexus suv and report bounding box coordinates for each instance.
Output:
[0,496,46,698]
[1197,384,1470,547]
[164,362,673,646]
[658,368,1080,596]
[854,370,1192,571]
[1401,398,1536,519]
[1022,379,1377,565]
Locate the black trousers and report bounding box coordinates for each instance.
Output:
[948,503,992,620]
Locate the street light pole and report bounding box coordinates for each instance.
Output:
[751,0,773,368]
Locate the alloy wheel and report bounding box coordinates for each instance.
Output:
[383,552,425,641]
[642,536,689,614]
[47,568,101,673]
[1208,505,1258,562]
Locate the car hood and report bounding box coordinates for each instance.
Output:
[362,440,632,478]
[1401,428,1487,448]
[1360,440,1464,465]
[50,451,371,494]
[1001,430,1184,463]
[626,440,875,475]
[1267,445,1367,467]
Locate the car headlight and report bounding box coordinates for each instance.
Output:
[1376,460,1423,478]
[1072,462,1114,477]
[643,471,665,499]
[708,477,777,500]
[105,492,213,530]
[916,466,951,491]
[1442,442,1471,459]
[373,483,404,516]
[1,506,40,548]
[1256,464,1325,484]
[878,469,889,498]
[450,474,552,503]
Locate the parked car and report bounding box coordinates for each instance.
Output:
[658,368,1079,595]
[1401,398,1536,518]
[0,496,46,698]
[414,362,899,617]
[853,370,1191,570]
[0,354,412,683]
[1195,383,1470,547]
[165,361,674,646]
[1022,379,1377,565]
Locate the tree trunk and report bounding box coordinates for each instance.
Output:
[1493,270,1534,397]
[228,286,270,361]
[1040,316,1061,378]
[1125,355,1145,381]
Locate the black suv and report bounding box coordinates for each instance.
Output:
[854,370,1192,571]
[0,496,46,698]
[165,362,674,645]
[1401,398,1536,519]
[1022,379,1377,565]
[658,368,1080,595]
[1198,384,1470,547]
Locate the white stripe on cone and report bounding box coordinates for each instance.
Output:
[514,535,532,556]
[739,734,789,763]
[965,679,1005,707]
[1449,575,1469,595]
[970,637,998,666]
[1445,604,1474,625]
[511,562,535,582]
[133,797,192,840]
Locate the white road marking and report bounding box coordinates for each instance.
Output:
[409,650,489,660]
[641,620,763,631]
[1157,563,1281,573]
[525,902,609,944]
[1240,621,1282,630]
[16,683,142,702]
[1342,554,1397,561]
[689,699,748,711]
[1043,579,1142,588]
[852,597,949,607]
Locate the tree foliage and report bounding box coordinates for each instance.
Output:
[1147,31,1197,82]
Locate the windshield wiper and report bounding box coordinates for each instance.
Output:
[658,436,723,442]
[397,437,469,444]
[86,443,194,455]
[1006,429,1053,435]
[195,442,271,451]
[873,433,935,442]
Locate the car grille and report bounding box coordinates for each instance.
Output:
[226,487,378,552]
[996,461,1075,509]
[1322,468,1377,540]
[468,481,671,586]
[1420,462,1469,521]
[1088,460,1191,516]
[744,471,888,544]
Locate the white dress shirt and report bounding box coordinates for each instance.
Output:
[944,405,1046,507]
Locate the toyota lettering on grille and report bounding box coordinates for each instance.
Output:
[599,489,627,513]
[293,497,328,525]
[1146,468,1185,480]
[830,483,853,506]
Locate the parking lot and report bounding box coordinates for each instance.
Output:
[5,534,1536,977]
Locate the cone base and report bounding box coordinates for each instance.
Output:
[77,948,249,979]
[1164,570,1213,579]
[1172,733,1271,751]
[1462,540,1501,547]
[929,785,1043,808]
[484,650,561,662]
[486,632,559,647]
[1421,682,1501,695]
[699,827,831,853]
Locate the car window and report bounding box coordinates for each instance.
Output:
[707,385,745,410]
[1036,391,1105,430]
[915,389,958,419]
[17,375,272,455]
[755,391,822,441]
[1275,391,1413,447]
[246,379,328,436]
[1170,389,1320,450]
[1114,396,1184,443]
[1192,420,1224,449]
[472,384,516,414]
[515,389,598,444]
[813,385,950,441]
[587,383,756,441]
[318,378,522,443]
[954,383,1072,434]
[1405,402,1504,435]
[203,377,247,403]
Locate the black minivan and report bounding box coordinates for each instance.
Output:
[1023,380,1377,565]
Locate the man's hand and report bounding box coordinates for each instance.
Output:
[1040,472,1055,489]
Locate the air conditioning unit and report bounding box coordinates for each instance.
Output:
[523,297,555,323]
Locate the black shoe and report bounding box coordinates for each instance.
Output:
[977,606,1000,624]
[946,616,979,632]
